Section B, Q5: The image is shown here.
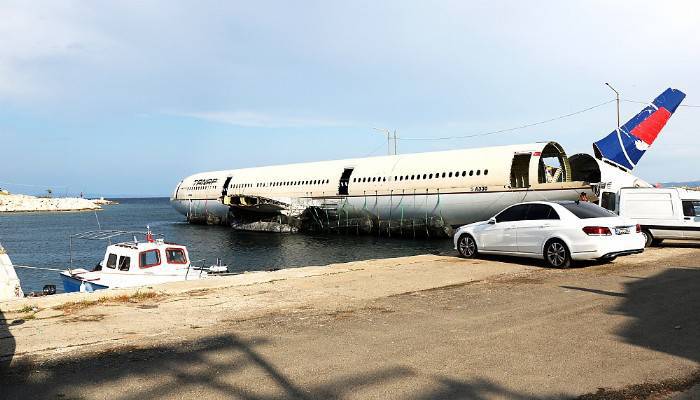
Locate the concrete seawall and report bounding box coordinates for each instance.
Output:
[1,245,699,399]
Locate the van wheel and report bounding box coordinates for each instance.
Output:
[642,230,654,247]
[457,234,478,258]
[544,240,571,269]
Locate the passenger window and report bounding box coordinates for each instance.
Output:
[526,204,559,220]
[683,201,696,217]
[601,192,616,211]
[166,248,187,264]
[118,256,131,271]
[140,250,161,268]
[496,205,528,222]
[106,253,117,269]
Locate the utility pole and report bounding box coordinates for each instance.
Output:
[373,128,399,155]
[393,129,398,155]
[605,82,621,128]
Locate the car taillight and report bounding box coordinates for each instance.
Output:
[582,226,612,236]
[636,224,641,233]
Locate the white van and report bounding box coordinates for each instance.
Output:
[598,187,700,246]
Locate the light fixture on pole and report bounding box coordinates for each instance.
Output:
[605,82,621,129]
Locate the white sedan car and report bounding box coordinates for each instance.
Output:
[454,201,645,268]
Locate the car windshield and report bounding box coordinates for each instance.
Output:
[561,202,617,219]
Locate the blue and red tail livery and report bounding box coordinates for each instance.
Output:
[593,88,685,170]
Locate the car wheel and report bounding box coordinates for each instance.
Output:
[457,234,478,258]
[642,230,654,247]
[651,238,664,246]
[544,239,571,269]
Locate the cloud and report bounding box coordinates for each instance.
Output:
[176,110,356,128]
[0,1,118,101]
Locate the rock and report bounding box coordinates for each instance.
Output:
[0,194,101,213]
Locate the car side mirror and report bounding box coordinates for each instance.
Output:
[488,218,496,224]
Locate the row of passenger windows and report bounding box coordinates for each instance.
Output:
[353,169,488,183]
[221,169,490,191]
[185,185,215,191]
[231,179,330,189]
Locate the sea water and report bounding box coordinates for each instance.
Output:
[0,198,453,293]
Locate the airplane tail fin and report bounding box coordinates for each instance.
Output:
[593,88,685,170]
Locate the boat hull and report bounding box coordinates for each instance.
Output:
[60,273,109,293]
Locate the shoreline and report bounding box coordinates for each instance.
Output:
[1,245,699,398]
[0,208,103,214]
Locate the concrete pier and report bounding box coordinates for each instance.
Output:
[1,244,699,399]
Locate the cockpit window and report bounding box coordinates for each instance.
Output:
[118,256,131,271]
[166,248,187,264]
[106,253,117,269]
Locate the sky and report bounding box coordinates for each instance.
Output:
[1,1,699,197]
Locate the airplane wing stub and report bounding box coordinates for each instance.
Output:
[593,88,685,170]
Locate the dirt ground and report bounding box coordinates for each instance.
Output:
[1,242,699,399]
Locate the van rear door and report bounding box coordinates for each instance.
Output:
[619,189,683,239]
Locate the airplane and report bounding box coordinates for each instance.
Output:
[170,88,685,236]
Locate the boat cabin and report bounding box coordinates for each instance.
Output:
[60,229,207,293]
[98,239,190,274]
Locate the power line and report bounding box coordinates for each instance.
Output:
[363,141,388,157]
[0,181,68,189]
[622,98,700,108]
[399,99,616,142]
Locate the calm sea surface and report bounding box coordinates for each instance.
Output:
[0,198,453,293]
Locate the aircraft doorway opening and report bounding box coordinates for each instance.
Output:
[338,168,354,196]
[222,176,233,197]
[538,142,571,184]
[511,154,530,188]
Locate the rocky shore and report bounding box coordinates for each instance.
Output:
[0,194,102,213]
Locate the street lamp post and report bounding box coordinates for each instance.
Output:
[605,82,621,129]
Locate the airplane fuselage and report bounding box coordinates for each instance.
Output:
[171,141,600,234]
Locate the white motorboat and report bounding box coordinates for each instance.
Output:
[60,229,226,293]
